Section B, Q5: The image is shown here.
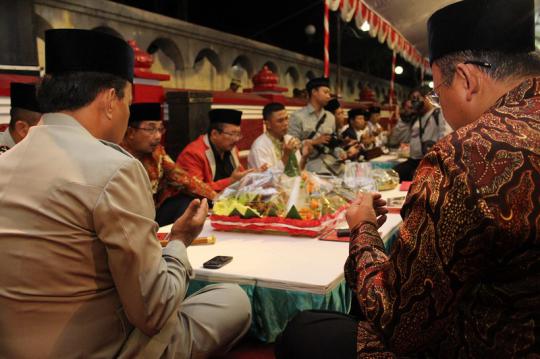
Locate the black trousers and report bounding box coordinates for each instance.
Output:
[155,193,195,227]
[275,310,357,359]
[393,158,421,182]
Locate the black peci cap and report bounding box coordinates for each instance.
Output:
[428,0,535,64]
[209,109,242,126]
[325,98,341,113]
[306,77,330,93]
[10,82,40,113]
[45,29,134,82]
[129,103,162,123]
[348,108,369,120]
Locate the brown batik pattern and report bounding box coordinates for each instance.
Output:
[345,77,540,358]
[141,144,217,207]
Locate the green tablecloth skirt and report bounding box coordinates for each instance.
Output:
[370,160,399,170]
[185,229,399,343]
[186,279,352,343]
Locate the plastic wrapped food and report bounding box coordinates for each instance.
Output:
[370,169,400,191]
[210,169,349,237]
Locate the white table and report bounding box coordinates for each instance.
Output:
[160,213,402,294]
[159,187,406,341]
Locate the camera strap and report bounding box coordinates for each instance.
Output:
[307,113,327,140]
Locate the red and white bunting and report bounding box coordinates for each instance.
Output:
[340,0,358,22]
[377,21,389,44]
[327,0,430,72]
[327,0,341,11]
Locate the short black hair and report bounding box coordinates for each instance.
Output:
[434,50,540,84]
[262,102,285,121]
[408,86,429,99]
[37,71,127,113]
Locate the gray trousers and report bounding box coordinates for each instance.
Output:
[118,283,252,358]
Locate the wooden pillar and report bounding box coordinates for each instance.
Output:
[165,91,212,160]
[0,0,39,75]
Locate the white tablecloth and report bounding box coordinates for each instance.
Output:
[159,187,406,295]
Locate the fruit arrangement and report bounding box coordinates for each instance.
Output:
[210,170,349,237]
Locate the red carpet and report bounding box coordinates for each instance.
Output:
[212,339,275,359]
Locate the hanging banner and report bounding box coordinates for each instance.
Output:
[341,0,358,22]
[326,0,341,11]
[332,0,430,72]
[377,21,389,44]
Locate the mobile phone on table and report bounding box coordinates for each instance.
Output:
[203,256,233,269]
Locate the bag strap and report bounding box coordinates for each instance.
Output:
[307,113,327,140]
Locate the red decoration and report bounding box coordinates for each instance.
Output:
[244,66,288,96]
[359,84,376,102]
[128,40,170,82]
[210,205,347,238]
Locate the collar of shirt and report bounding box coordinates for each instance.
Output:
[495,76,540,108]
[266,132,285,160]
[306,103,326,119]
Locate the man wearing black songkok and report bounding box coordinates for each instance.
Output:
[0,29,250,358]
[0,82,41,154]
[288,77,341,174]
[276,0,540,357]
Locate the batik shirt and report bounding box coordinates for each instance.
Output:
[345,77,540,358]
[138,144,216,208]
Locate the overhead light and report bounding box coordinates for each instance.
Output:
[360,21,370,32]
[394,66,404,75]
[305,24,316,36]
[428,81,434,89]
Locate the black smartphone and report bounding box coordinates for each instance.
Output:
[337,228,351,237]
[203,256,233,269]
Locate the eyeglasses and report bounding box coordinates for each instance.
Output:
[136,126,166,135]
[426,82,448,108]
[426,60,493,108]
[218,130,243,139]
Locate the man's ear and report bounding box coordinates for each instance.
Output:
[14,120,30,138]
[102,88,118,120]
[455,63,481,101]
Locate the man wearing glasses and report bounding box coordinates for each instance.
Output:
[276,0,540,357]
[121,103,217,226]
[177,109,256,192]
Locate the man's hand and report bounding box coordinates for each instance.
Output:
[361,134,375,146]
[312,134,331,146]
[346,144,360,159]
[230,167,255,182]
[344,138,358,147]
[169,198,208,247]
[346,192,388,230]
[258,163,270,172]
[283,137,301,155]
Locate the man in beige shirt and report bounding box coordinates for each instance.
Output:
[0,29,250,358]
